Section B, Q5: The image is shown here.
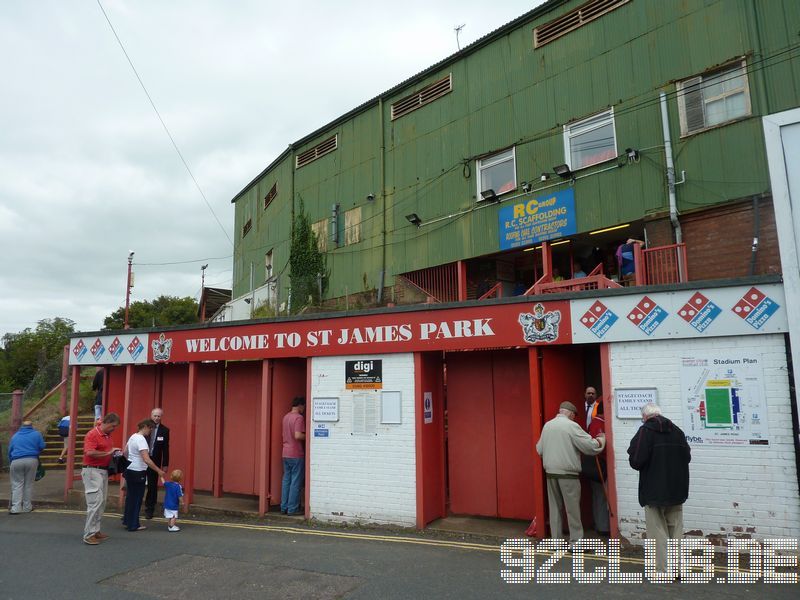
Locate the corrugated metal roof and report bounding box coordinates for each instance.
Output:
[231,0,568,204]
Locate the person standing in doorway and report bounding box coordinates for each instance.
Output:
[8,421,45,514]
[144,408,170,520]
[628,403,691,573]
[92,367,104,421]
[81,413,121,545]
[280,397,306,516]
[536,401,605,543]
[581,386,610,536]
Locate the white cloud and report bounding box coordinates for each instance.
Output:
[0,0,541,334]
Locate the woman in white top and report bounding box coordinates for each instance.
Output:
[122,419,166,532]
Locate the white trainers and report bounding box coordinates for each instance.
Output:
[168,526,180,532]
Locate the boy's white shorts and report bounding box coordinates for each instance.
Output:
[164,509,178,519]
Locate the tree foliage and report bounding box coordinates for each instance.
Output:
[103,295,199,330]
[289,200,326,312]
[0,317,75,392]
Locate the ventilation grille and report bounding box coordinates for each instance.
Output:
[296,135,338,168]
[534,0,629,48]
[391,74,452,120]
[264,183,277,209]
[242,218,252,237]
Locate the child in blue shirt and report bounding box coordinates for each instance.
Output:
[160,469,185,532]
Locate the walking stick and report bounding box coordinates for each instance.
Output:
[595,455,614,518]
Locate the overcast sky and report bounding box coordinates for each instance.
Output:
[0,0,542,337]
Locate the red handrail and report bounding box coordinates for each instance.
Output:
[641,243,688,285]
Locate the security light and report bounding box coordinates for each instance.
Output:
[479,189,499,202]
[553,164,572,179]
[405,213,422,227]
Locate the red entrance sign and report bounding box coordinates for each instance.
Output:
[148,301,572,363]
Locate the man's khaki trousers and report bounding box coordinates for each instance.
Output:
[546,475,583,542]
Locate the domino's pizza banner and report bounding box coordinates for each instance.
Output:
[570,284,787,344]
[69,334,150,365]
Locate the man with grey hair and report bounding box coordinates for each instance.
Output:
[536,401,605,542]
[628,403,691,572]
[144,407,170,519]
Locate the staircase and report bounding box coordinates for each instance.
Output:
[40,415,95,470]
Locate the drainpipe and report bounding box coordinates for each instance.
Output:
[659,91,682,245]
[378,97,387,304]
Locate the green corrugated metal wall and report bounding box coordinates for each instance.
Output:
[232,0,800,301]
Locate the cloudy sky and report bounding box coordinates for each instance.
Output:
[0,0,541,336]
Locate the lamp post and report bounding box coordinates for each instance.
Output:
[124,250,134,329]
[200,264,209,322]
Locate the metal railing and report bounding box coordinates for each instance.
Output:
[529,274,622,295]
[640,243,688,285]
[398,263,461,303]
[478,282,503,300]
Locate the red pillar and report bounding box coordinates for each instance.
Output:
[59,345,69,415]
[599,343,619,538]
[528,348,547,538]
[258,359,273,516]
[185,362,198,507]
[303,359,312,518]
[123,365,134,436]
[633,242,646,286]
[63,366,81,500]
[212,363,224,497]
[541,241,552,280]
[414,353,424,528]
[456,260,468,301]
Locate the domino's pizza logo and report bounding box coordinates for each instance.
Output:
[72,339,87,361]
[627,296,668,336]
[678,292,721,333]
[732,287,780,329]
[580,300,619,339]
[127,336,145,360]
[90,338,106,360]
[108,337,124,361]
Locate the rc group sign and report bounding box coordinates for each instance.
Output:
[499,189,576,250]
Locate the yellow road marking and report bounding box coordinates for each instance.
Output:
[35,508,739,573]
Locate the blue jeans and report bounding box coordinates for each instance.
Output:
[280,457,305,513]
[123,469,147,530]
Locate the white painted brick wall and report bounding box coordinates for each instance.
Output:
[309,353,416,526]
[610,334,800,544]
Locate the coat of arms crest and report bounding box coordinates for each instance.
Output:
[518,303,561,343]
[151,333,173,362]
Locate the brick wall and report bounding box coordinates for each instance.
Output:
[645,198,781,280]
[309,353,417,526]
[609,334,800,545]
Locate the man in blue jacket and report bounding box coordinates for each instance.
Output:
[628,403,691,573]
[8,420,45,514]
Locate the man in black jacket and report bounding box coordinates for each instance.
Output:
[144,408,170,519]
[628,403,691,573]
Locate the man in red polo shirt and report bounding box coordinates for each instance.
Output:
[82,413,121,545]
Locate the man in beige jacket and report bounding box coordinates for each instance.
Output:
[536,401,605,542]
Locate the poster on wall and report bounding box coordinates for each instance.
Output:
[615,388,657,419]
[680,353,770,446]
[345,359,383,389]
[498,188,576,250]
[423,392,433,424]
[313,398,339,422]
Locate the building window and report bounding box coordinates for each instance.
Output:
[391,74,452,120]
[265,249,273,281]
[311,219,328,253]
[242,218,252,238]
[677,61,750,136]
[477,148,516,198]
[344,207,362,245]
[296,135,338,169]
[564,109,617,171]
[264,183,277,209]
[534,0,630,48]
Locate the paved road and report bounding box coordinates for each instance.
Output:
[0,510,797,599]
